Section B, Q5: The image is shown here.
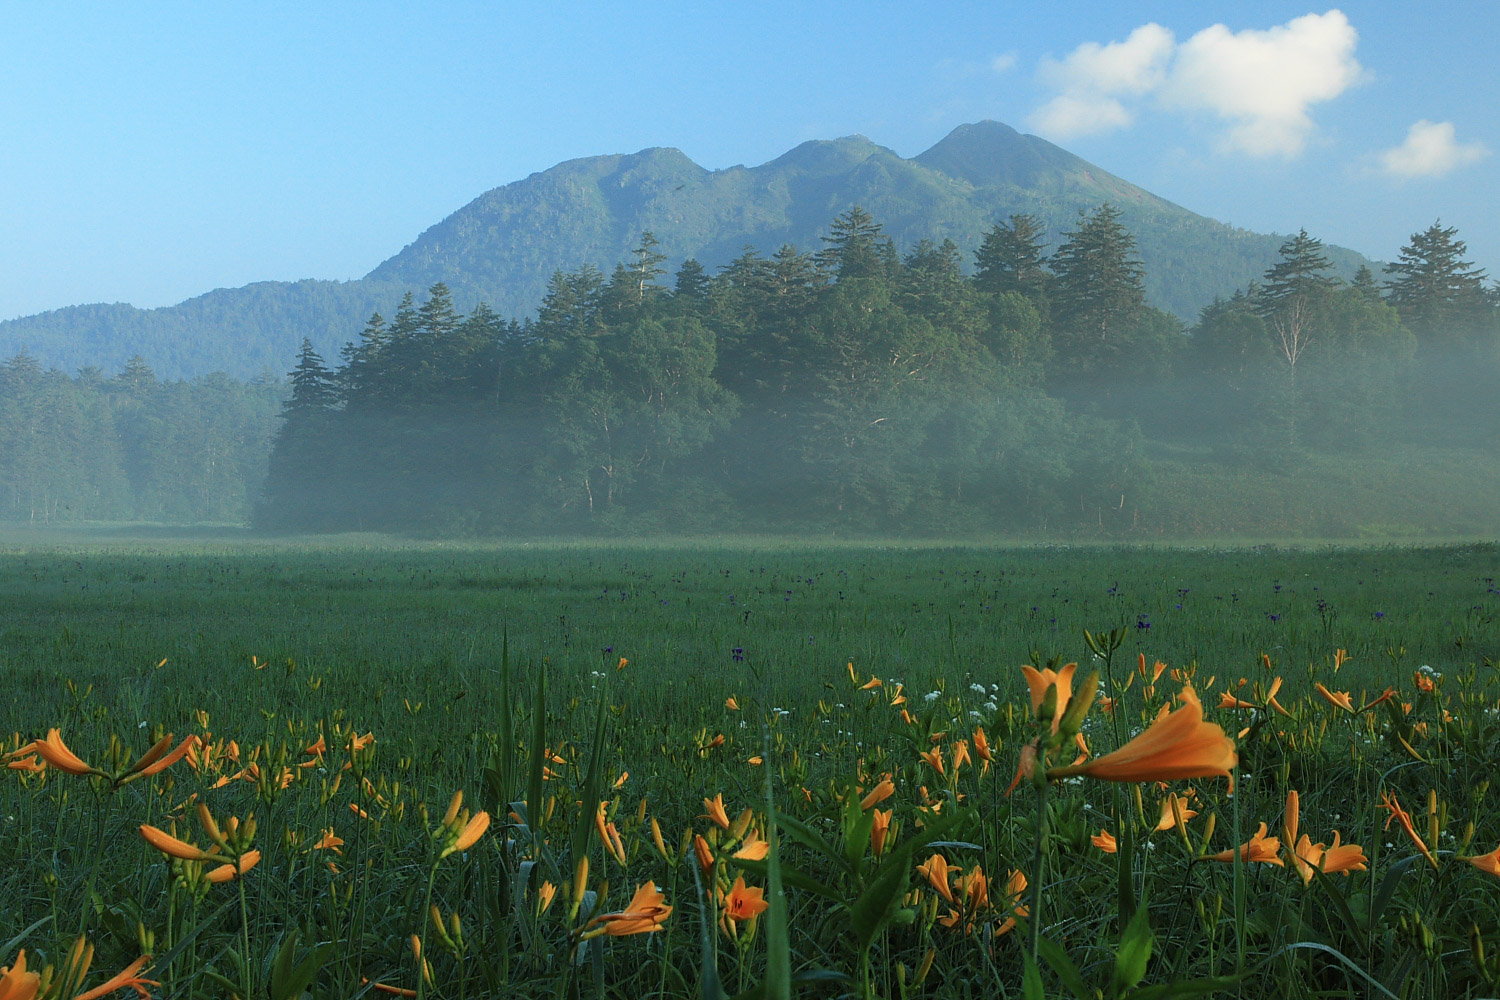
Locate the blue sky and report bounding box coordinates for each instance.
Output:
[2,2,1495,322]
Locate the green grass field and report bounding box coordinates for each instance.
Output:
[1,538,1497,998]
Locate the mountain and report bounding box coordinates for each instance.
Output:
[0,121,1370,380]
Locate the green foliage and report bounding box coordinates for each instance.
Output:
[0,122,1379,381]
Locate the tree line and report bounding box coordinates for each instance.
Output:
[0,357,280,523]
[255,208,1499,535]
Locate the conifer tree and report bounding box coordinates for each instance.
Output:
[1384,221,1489,344]
[975,213,1049,298]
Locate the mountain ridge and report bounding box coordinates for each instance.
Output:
[0,120,1371,379]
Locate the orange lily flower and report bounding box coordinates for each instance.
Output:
[724,696,739,711]
[1463,844,1500,877]
[733,830,769,861]
[703,794,730,830]
[871,809,892,857]
[7,729,104,778]
[860,776,895,810]
[916,853,958,904]
[972,727,992,773]
[584,882,671,937]
[443,811,490,858]
[139,824,220,863]
[919,746,945,777]
[1155,792,1198,832]
[721,875,769,922]
[1020,662,1076,728]
[1315,683,1354,712]
[1048,687,1236,785]
[1092,828,1118,853]
[206,850,261,883]
[1291,832,1366,883]
[312,828,344,854]
[1204,823,1283,865]
[693,834,714,873]
[0,949,40,1000]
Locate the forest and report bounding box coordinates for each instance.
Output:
[4,207,1497,535]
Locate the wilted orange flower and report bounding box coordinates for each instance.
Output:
[721,875,769,922]
[1092,829,1118,853]
[584,882,671,937]
[58,939,158,1000]
[1048,687,1236,785]
[1020,662,1076,727]
[916,853,958,904]
[860,777,895,810]
[994,870,1028,938]
[1204,823,1283,865]
[6,755,44,773]
[1380,790,1437,868]
[1315,683,1354,712]
[364,978,417,997]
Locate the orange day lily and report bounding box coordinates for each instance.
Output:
[1291,832,1366,884]
[5,729,105,778]
[703,794,730,830]
[916,853,958,904]
[0,949,40,1000]
[1315,683,1354,713]
[860,776,895,810]
[1463,844,1500,877]
[1020,662,1076,729]
[206,850,262,883]
[721,875,769,922]
[1203,823,1283,865]
[583,882,671,937]
[1047,685,1236,785]
[871,809,892,857]
[1092,829,1118,853]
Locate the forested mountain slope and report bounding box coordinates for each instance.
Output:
[0,121,1369,379]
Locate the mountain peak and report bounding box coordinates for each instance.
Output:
[915,120,1091,190]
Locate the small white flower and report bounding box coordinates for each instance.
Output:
[924,691,940,703]
[969,683,987,695]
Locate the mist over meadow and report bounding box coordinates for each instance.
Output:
[2,208,1496,540]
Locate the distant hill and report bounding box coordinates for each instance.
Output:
[0,121,1370,380]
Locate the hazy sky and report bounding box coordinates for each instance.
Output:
[2,2,1495,322]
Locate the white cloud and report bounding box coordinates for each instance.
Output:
[1040,23,1175,98]
[1028,11,1364,157]
[1162,11,1363,158]
[1030,24,1174,138]
[990,52,1018,74]
[1378,120,1488,178]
